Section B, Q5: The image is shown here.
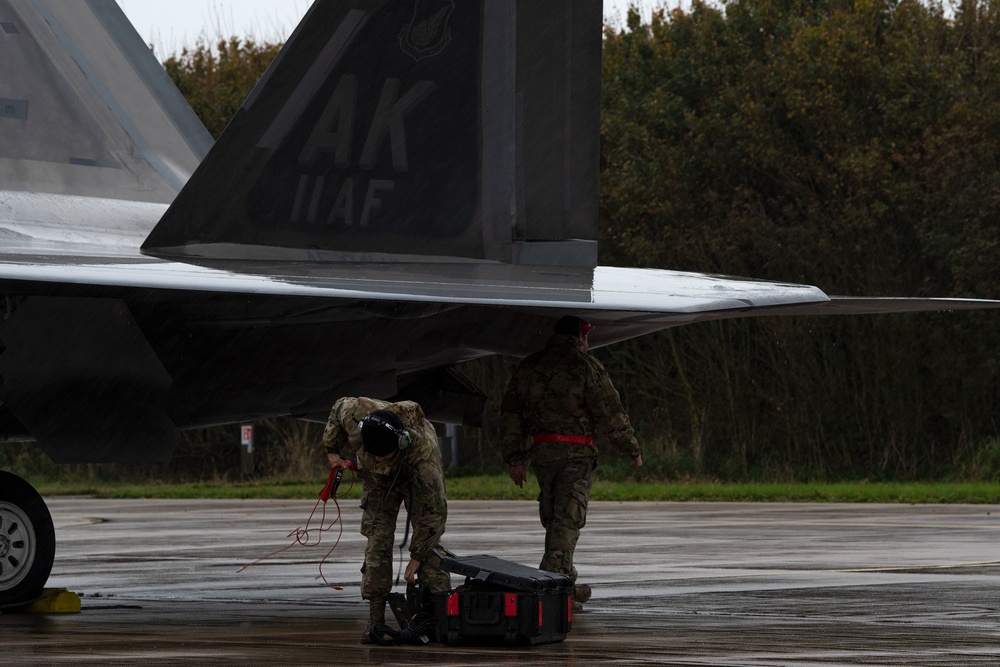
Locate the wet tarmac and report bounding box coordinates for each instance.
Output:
[3,498,1000,665]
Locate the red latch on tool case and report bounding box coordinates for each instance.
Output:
[505,593,518,617]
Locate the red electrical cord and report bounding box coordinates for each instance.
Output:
[238,462,358,591]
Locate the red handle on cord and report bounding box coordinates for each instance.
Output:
[319,461,357,502]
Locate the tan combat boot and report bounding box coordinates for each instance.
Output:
[361,596,386,644]
[572,583,592,613]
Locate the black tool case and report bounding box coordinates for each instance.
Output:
[434,553,573,646]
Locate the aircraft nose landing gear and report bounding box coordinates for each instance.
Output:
[0,471,55,610]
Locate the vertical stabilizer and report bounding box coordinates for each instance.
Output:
[142,0,602,267]
[0,0,212,204]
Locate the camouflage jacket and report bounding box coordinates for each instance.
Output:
[322,397,447,563]
[499,333,639,466]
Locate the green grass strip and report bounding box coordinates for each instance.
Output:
[29,476,1000,503]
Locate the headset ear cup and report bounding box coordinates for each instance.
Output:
[399,430,411,450]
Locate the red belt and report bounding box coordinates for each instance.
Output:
[531,434,595,445]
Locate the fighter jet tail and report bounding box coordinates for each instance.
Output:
[141,0,602,267]
[0,0,212,207]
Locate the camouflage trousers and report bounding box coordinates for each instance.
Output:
[532,456,596,583]
[359,484,450,600]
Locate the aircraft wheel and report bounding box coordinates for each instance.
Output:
[0,471,55,609]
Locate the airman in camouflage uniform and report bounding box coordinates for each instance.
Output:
[322,396,450,641]
[500,316,642,608]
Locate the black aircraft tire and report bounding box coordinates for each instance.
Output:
[0,471,55,609]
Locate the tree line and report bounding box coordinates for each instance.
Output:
[596,0,1000,480]
[155,1,1000,482]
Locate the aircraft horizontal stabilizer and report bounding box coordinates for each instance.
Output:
[788,296,1000,316]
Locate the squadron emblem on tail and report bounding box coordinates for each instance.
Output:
[399,0,455,61]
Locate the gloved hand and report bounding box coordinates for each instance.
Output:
[509,464,526,488]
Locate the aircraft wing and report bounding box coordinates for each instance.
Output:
[0,0,996,469]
